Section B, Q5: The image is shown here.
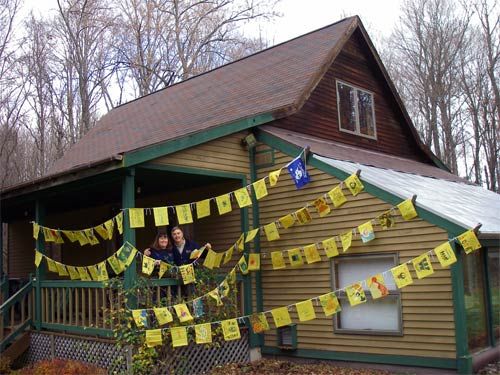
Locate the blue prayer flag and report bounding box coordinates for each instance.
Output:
[287,157,310,189]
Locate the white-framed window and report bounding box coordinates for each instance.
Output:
[331,253,402,335]
[336,80,376,139]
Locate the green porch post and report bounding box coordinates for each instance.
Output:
[35,200,46,330]
[122,168,137,308]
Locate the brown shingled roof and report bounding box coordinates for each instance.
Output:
[48,16,358,176]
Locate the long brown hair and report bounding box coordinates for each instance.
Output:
[150,231,172,250]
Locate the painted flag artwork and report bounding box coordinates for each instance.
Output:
[42,227,55,242]
[203,249,218,270]
[84,229,100,245]
[34,250,43,267]
[252,178,268,200]
[244,228,259,243]
[195,323,212,344]
[397,199,418,221]
[62,230,77,243]
[412,254,434,279]
[218,279,230,298]
[75,231,89,246]
[145,329,162,347]
[192,298,205,318]
[46,258,57,273]
[322,237,339,258]
[457,230,481,254]
[271,251,286,270]
[295,299,316,322]
[319,292,341,316]
[97,262,109,281]
[104,219,114,239]
[367,274,389,299]
[250,313,270,334]
[108,255,125,275]
[94,225,109,240]
[271,307,292,328]
[142,256,155,276]
[115,212,124,234]
[327,185,347,208]
[216,193,232,215]
[287,156,310,189]
[344,173,364,196]
[33,223,40,240]
[87,265,99,280]
[238,255,249,275]
[358,221,375,243]
[170,326,188,347]
[196,199,211,219]
[264,222,280,241]
[67,266,80,280]
[434,242,457,267]
[153,207,169,226]
[190,248,203,260]
[248,253,261,271]
[158,262,170,278]
[132,309,148,328]
[390,263,413,288]
[313,197,331,217]
[295,207,312,225]
[153,307,173,325]
[117,242,135,266]
[128,208,145,228]
[180,264,196,284]
[279,214,295,229]
[288,248,304,267]
[346,283,367,306]
[234,187,252,208]
[214,251,224,268]
[173,304,193,323]
[77,267,92,281]
[221,319,241,341]
[340,231,353,252]
[176,204,193,224]
[378,210,395,230]
[269,169,281,186]
[55,262,69,277]
[303,244,321,264]
[223,246,234,265]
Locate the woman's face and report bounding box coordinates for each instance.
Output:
[158,235,169,249]
[171,229,184,244]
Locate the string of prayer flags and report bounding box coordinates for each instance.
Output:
[319,292,341,316]
[328,185,347,208]
[153,207,169,226]
[269,169,281,186]
[344,172,364,196]
[367,274,389,299]
[279,214,295,229]
[397,198,418,221]
[250,313,270,334]
[287,155,310,189]
[129,208,145,228]
[170,326,188,347]
[238,256,249,275]
[46,258,57,273]
[104,219,114,238]
[434,242,457,267]
[271,251,286,270]
[221,319,241,341]
[116,212,124,234]
[176,204,193,224]
[132,309,148,328]
[108,255,125,275]
[244,228,259,243]
[295,299,316,322]
[196,199,211,219]
[180,264,196,284]
[173,304,193,323]
[295,207,312,225]
[248,253,261,271]
[192,298,205,318]
[252,178,268,200]
[358,221,375,243]
[412,254,434,279]
[378,210,395,229]
[55,262,69,277]
[234,187,252,208]
[145,329,162,347]
[271,307,292,328]
[195,323,212,344]
[346,283,367,306]
[457,230,481,254]
[94,225,109,240]
[42,227,55,242]
[391,263,413,288]
[288,248,304,267]
[303,244,321,264]
[84,229,100,246]
[62,230,77,243]
[142,256,156,275]
[264,222,280,241]
[340,231,353,252]
[34,250,43,267]
[322,237,339,258]
[154,307,173,325]
[216,194,232,215]
[97,262,109,281]
[87,265,99,280]
[77,267,92,281]
[76,231,89,246]
[67,266,80,280]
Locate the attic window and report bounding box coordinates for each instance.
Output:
[336,80,376,139]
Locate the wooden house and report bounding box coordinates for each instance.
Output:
[1,16,498,374]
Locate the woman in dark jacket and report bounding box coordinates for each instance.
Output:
[170,226,211,266]
[144,231,174,265]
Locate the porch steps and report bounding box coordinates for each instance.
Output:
[1,330,30,363]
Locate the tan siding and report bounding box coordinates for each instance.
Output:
[255,149,455,359]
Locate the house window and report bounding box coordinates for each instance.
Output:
[336,80,376,139]
[332,254,402,335]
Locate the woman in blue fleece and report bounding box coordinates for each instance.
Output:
[144,231,174,265]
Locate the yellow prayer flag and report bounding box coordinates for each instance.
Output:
[77,267,92,281]
[93,225,108,241]
[296,299,316,322]
[238,255,249,275]
[107,255,124,275]
[142,256,155,275]
[344,173,364,196]
[87,265,99,280]
[340,231,353,252]
[295,207,312,225]
[327,185,347,208]
[221,319,241,341]
[75,231,89,246]
[367,274,389,299]
[120,244,138,267]
[216,194,232,215]
[170,326,188,347]
[264,222,280,241]
[252,178,268,200]
[46,258,57,273]
[204,249,218,270]
[313,197,331,217]
[236,233,245,252]
[269,169,281,187]
[434,242,457,267]
[303,244,321,264]
[391,263,413,288]
[250,313,270,333]
[196,199,211,219]
[173,304,193,322]
[279,214,295,229]
[190,248,203,260]
[234,187,252,208]
[54,231,64,244]
[84,229,99,245]
[34,251,43,267]
[104,219,114,239]
[153,207,169,226]
[397,198,418,220]
[129,208,145,228]
[33,223,40,240]
[244,228,259,243]
[223,246,234,265]
[218,279,230,297]
[228,268,237,284]
[153,307,173,325]
[55,262,69,277]
[322,237,339,258]
[378,210,395,229]
[248,253,260,271]
[358,221,375,243]
[115,212,123,234]
[412,254,434,279]
[132,309,148,328]
[271,307,292,328]
[42,227,55,242]
[158,261,170,278]
[214,251,224,269]
[195,323,212,344]
[145,329,162,347]
[457,230,481,254]
[180,264,196,284]
[288,248,303,267]
[319,292,341,316]
[97,262,108,281]
[67,266,80,280]
[176,204,193,224]
[346,283,367,306]
[271,251,286,270]
[62,230,77,243]
[208,288,223,306]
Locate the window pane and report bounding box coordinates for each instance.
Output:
[339,297,399,331]
[357,90,375,136]
[337,83,356,132]
[463,250,489,352]
[337,256,396,290]
[487,248,500,341]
